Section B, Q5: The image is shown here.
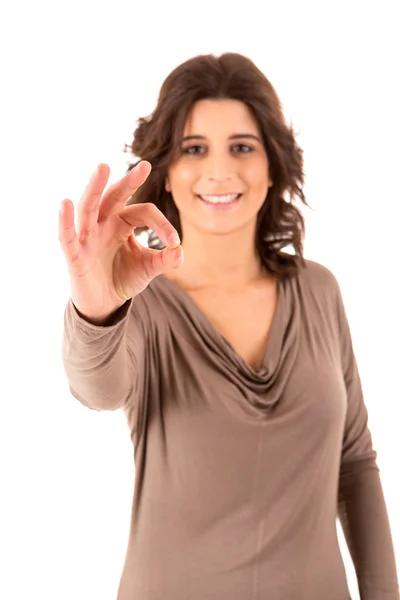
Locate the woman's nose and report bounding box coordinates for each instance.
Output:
[204,154,234,182]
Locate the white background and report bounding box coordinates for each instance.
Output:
[0,1,399,599]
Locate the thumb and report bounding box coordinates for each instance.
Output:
[160,244,184,271]
[141,243,184,279]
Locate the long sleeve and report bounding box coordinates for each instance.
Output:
[334,281,399,599]
[61,297,143,412]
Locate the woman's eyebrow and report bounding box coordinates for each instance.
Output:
[182,133,261,142]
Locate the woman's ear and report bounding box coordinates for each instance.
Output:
[165,177,171,192]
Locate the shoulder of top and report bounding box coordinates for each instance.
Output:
[300,258,340,291]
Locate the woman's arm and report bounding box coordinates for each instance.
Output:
[335,280,399,600]
[61,297,141,412]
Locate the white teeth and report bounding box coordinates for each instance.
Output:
[199,194,240,204]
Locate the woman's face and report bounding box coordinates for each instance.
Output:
[166,98,272,236]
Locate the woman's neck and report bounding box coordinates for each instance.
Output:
[169,221,268,292]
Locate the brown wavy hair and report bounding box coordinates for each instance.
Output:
[123,52,310,280]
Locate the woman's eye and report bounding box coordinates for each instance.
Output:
[182,145,204,155]
[232,143,253,153]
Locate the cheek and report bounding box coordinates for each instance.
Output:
[169,164,197,190]
[245,159,270,193]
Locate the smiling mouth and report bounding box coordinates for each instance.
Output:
[197,193,242,205]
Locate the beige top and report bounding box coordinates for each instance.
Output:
[61,258,399,600]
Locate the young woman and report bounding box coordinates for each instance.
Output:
[59,53,399,600]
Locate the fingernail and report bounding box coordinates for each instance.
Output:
[90,166,99,182]
[173,245,183,261]
[170,232,181,247]
[133,160,147,172]
[128,166,138,182]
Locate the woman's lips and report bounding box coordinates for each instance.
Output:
[196,193,242,210]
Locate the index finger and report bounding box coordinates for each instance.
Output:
[97,161,152,222]
[118,203,181,248]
